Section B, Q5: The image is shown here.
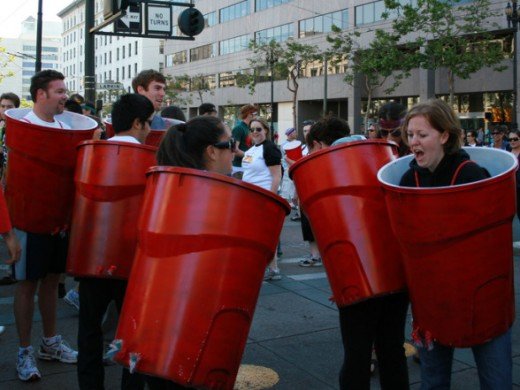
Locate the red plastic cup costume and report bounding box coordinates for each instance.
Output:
[0,190,12,233]
[283,140,303,161]
[66,141,157,279]
[377,147,516,347]
[114,167,290,388]
[289,140,405,307]
[4,108,97,233]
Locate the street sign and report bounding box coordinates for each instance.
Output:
[115,4,141,33]
[145,3,172,35]
[97,81,124,90]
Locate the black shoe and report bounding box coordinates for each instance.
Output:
[58,283,66,299]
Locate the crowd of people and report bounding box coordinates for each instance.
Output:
[0,67,515,390]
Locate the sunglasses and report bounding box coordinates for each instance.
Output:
[509,137,520,142]
[491,132,502,135]
[250,127,264,133]
[213,137,236,151]
[381,129,401,137]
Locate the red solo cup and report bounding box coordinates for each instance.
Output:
[4,108,97,233]
[114,167,290,388]
[283,140,303,161]
[378,147,516,347]
[289,140,405,307]
[67,140,157,279]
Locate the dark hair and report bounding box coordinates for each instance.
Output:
[131,69,166,93]
[30,70,65,102]
[82,101,96,115]
[378,102,406,130]
[302,120,315,127]
[157,116,226,169]
[111,94,154,134]
[70,93,85,104]
[0,92,20,108]
[466,130,477,138]
[161,105,186,121]
[64,99,83,114]
[494,124,508,134]
[199,103,217,115]
[305,117,350,147]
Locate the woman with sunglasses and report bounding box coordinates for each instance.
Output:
[508,129,520,222]
[242,117,282,281]
[464,130,482,147]
[378,102,410,157]
[399,99,511,390]
[136,116,235,390]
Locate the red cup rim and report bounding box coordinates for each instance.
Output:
[146,166,291,214]
[289,139,397,180]
[77,139,158,152]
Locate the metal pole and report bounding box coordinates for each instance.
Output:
[323,58,328,116]
[513,1,519,127]
[35,0,43,72]
[84,0,96,102]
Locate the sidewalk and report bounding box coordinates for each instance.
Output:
[0,215,518,389]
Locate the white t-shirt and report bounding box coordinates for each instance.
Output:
[242,141,281,192]
[22,111,70,129]
[108,135,140,144]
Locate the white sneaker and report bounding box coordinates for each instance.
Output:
[17,346,41,382]
[38,335,78,363]
[264,268,282,281]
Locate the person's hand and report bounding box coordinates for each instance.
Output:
[2,230,21,264]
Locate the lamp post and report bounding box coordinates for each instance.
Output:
[266,49,278,132]
[506,0,519,128]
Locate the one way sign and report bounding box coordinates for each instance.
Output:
[115,5,141,33]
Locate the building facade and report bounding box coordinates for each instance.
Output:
[1,18,62,102]
[58,0,165,105]
[164,0,518,133]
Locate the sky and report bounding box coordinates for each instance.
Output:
[0,0,71,38]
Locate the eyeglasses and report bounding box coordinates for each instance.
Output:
[381,129,401,137]
[368,129,376,132]
[250,127,264,133]
[213,137,236,151]
[509,137,520,142]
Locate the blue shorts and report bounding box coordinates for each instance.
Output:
[11,229,69,281]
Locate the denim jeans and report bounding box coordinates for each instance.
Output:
[419,329,512,390]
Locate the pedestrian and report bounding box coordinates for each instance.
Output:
[231,104,256,176]
[76,93,153,390]
[161,105,186,122]
[132,69,167,129]
[464,130,482,147]
[0,180,22,336]
[242,117,283,281]
[489,124,511,151]
[305,116,409,390]
[11,70,78,382]
[378,102,410,156]
[508,129,520,223]
[399,98,511,389]
[198,102,218,117]
[280,126,298,218]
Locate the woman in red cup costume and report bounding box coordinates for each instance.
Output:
[399,99,511,390]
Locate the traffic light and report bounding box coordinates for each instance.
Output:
[178,8,204,37]
[104,0,140,19]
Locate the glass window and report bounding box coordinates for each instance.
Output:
[255,0,292,11]
[255,23,293,44]
[220,0,251,23]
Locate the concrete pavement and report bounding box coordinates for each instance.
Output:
[0,212,519,389]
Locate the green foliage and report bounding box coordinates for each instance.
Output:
[248,38,321,127]
[384,0,506,104]
[0,41,14,86]
[327,25,419,127]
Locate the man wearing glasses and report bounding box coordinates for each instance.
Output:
[489,125,511,151]
[231,104,257,176]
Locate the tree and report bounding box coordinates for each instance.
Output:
[327,26,419,129]
[0,41,15,86]
[248,38,319,129]
[189,73,215,104]
[165,74,193,107]
[384,0,507,107]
